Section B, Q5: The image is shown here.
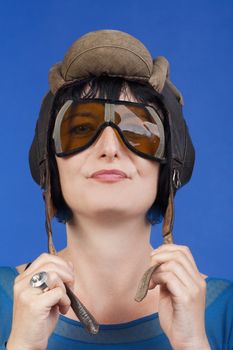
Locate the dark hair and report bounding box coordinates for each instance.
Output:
[48,76,170,224]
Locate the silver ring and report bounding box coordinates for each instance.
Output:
[30,271,49,292]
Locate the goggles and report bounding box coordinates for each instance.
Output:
[52,98,166,162]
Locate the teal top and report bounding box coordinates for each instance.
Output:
[0,266,233,349]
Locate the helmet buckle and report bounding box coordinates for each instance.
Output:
[172,169,181,189]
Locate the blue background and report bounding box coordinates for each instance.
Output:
[0,0,232,280]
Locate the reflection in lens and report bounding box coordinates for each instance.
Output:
[114,104,161,157]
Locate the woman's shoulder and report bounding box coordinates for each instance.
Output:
[0,266,18,279]
[205,275,233,290]
[204,276,233,346]
[0,264,29,288]
[0,264,32,299]
[0,263,27,280]
[205,275,233,310]
[0,266,19,299]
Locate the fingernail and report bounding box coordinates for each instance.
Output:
[150,250,156,256]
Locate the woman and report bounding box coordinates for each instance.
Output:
[0,30,232,350]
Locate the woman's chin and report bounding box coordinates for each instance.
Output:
[71,207,142,222]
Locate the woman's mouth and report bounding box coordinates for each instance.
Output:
[90,169,128,182]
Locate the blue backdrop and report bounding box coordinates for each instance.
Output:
[0,0,232,280]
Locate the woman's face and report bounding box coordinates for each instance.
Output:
[55,91,160,223]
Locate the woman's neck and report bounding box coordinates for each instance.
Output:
[58,215,158,323]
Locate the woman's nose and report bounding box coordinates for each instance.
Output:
[94,126,127,158]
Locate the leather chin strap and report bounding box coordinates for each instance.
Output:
[43,158,57,256]
[162,189,174,244]
[134,188,174,302]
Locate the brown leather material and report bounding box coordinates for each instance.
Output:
[49,30,154,94]
[166,79,184,106]
[43,158,57,254]
[149,56,169,93]
[162,190,174,244]
[49,63,65,97]
[134,264,162,302]
[65,285,99,334]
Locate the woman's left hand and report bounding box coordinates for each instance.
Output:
[147,244,210,350]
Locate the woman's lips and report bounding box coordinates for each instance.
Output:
[90,169,128,182]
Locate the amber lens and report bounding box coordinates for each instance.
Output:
[114,104,160,157]
[60,102,104,152]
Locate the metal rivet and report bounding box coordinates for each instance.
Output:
[172,169,181,189]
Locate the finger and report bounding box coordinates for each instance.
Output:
[150,270,190,300]
[47,271,75,292]
[17,253,74,280]
[150,250,200,281]
[151,260,205,293]
[151,250,201,278]
[39,287,71,315]
[15,253,74,280]
[135,256,205,302]
[45,271,66,292]
[19,271,67,297]
[148,278,157,290]
[150,268,206,306]
[16,264,74,292]
[150,244,198,272]
[15,271,73,315]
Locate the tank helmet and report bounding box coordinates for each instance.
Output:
[29,29,195,254]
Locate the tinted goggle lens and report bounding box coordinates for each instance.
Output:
[52,99,166,162]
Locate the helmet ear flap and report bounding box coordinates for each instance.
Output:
[149,56,169,93]
[149,56,184,106]
[166,79,184,106]
[49,62,66,95]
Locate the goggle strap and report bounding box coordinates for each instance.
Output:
[162,189,174,244]
[52,100,73,153]
[146,106,165,159]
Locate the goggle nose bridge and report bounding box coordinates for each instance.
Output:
[104,102,119,123]
[101,103,134,147]
[101,102,125,143]
[104,103,112,122]
[92,120,129,149]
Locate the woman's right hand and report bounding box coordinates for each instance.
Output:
[7,253,75,350]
